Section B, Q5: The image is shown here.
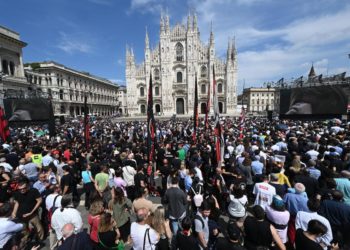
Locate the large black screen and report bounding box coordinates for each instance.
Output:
[279,85,350,118]
[4,98,52,122]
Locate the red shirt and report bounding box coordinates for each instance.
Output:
[63,150,71,161]
[87,214,100,243]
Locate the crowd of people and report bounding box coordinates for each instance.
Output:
[0,116,349,250]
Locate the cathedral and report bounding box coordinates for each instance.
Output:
[126,13,237,116]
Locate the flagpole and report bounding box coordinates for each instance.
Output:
[193,73,198,144]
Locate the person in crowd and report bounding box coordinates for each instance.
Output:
[87,200,104,246]
[296,197,333,248]
[122,159,137,201]
[244,205,286,250]
[58,223,93,250]
[130,207,159,250]
[132,186,154,213]
[216,222,246,250]
[81,163,94,209]
[295,220,338,250]
[162,175,187,235]
[253,174,276,210]
[0,202,24,249]
[96,212,121,250]
[334,170,350,205]
[194,200,212,250]
[151,205,172,250]
[94,165,110,205]
[51,195,83,245]
[174,216,200,250]
[265,195,290,244]
[109,187,132,243]
[12,178,44,242]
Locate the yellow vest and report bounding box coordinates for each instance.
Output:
[31,154,42,166]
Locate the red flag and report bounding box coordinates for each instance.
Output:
[192,75,198,143]
[205,73,211,130]
[147,73,156,175]
[239,106,245,139]
[0,107,10,142]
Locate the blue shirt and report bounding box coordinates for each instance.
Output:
[81,170,92,184]
[283,192,309,216]
[33,181,46,194]
[184,175,193,192]
[251,160,264,175]
[307,167,321,180]
[335,178,350,205]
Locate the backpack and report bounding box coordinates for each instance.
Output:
[191,185,203,208]
[48,194,61,229]
[192,214,205,238]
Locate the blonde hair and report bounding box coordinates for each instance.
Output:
[89,200,104,216]
[151,206,166,234]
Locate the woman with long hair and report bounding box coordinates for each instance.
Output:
[108,187,132,243]
[151,205,172,250]
[88,200,104,246]
[97,212,121,250]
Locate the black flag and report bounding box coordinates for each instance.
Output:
[147,73,156,175]
[193,74,198,143]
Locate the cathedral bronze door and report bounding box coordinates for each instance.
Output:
[176,98,185,114]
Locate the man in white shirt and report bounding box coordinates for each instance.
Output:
[306,146,319,161]
[51,195,83,244]
[42,151,54,167]
[253,175,276,210]
[45,185,62,211]
[131,207,159,250]
[296,198,333,248]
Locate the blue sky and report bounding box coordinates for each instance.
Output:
[1,0,350,92]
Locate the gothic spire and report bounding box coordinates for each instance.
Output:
[231,36,237,60]
[145,26,149,49]
[209,21,214,45]
[227,38,232,61]
[308,63,316,78]
[160,12,165,34]
[187,13,192,31]
[193,13,197,32]
[165,11,170,33]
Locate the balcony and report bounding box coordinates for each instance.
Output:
[172,83,187,91]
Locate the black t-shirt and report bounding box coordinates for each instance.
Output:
[172,158,182,170]
[175,231,200,250]
[97,230,118,249]
[270,182,287,197]
[134,172,146,189]
[14,188,41,219]
[60,174,73,194]
[244,217,273,249]
[90,163,101,178]
[216,238,247,250]
[295,229,323,250]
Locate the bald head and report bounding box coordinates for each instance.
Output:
[62,223,74,239]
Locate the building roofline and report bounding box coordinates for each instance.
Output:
[28,61,118,88]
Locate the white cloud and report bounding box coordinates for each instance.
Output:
[117,59,123,66]
[57,32,93,54]
[129,0,163,14]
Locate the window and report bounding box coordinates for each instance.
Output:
[219,102,223,113]
[200,66,207,78]
[218,83,223,93]
[59,90,64,100]
[140,87,145,97]
[155,104,161,113]
[140,105,146,114]
[201,84,206,94]
[177,72,182,83]
[154,68,160,80]
[9,62,15,76]
[155,86,160,96]
[1,60,8,75]
[175,43,184,61]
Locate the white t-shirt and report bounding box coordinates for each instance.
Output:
[45,193,62,211]
[51,207,83,240]
[130,222,159,250]
[123,166,136,186]
[253,182,276,210]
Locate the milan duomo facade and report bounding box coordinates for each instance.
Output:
[126,13,238,116]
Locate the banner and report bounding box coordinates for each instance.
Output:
[193,75,198,143]
[213,66,224,165]
[239,106,245,139]
[84,96,90,149]
[205,70,211,130]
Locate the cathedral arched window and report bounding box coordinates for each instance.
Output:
[140,105,146,114]
[154,68,160,80]
[155,86,160,96]
[177,72,183,83]
[218,83,223,93]
[200,66,207,78]
[140,87,145,97]
[175,43,184,61]
[201,84,206,94]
